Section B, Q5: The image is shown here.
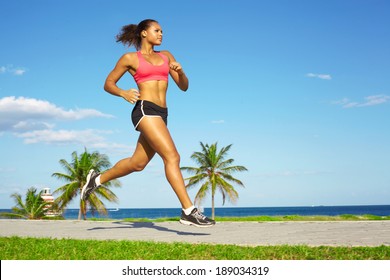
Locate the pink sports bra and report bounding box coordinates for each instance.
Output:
[133,51,169,84]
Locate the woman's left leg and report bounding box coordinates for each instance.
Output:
[137,117,193,209]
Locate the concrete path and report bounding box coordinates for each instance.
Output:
[1,219,390,247]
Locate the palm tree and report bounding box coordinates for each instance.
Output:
[181,142,248,219]
[52,148,121,220]
[0,187,51,219]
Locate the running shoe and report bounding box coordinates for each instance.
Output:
[81,169,100,201]
[179,208,216,227]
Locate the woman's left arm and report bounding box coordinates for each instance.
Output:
[162,51,189,91]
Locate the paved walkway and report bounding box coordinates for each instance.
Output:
[1,219,390,247]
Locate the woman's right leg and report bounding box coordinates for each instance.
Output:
[100,134,156,184]
[81,134,155,201]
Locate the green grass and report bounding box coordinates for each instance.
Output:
[0,236,389,260]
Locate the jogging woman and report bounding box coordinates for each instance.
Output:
[81,19,215,227]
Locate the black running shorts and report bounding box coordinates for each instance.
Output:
[131,100,168,130]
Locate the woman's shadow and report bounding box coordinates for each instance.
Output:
[87,221,210,236]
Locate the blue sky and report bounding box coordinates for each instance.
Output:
[1,0,389,209]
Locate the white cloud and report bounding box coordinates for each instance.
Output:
[211,120,225,124]
[0,96,113,131]
[12,121,54,131]
[306,73,332,80]
[0,96,132,153]
[0,167,16,173]
[16,129,109,145]
[13,69,27,76]
[15,129,134,154]
[90,142,135,155]
[334,95,390,108]
[0,65,28,76]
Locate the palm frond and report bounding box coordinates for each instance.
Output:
[194,181,210,206]
[7,188,50,219]
[184,173,207,189]
[219,172,245,187]
[180,166,200,174]
[217,179,239,204]
[222,165,248,173]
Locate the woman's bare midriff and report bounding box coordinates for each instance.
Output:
[138,80,168,108]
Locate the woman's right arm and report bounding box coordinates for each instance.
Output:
[104,53,140,104]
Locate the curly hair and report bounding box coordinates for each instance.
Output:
[115,19,158,50]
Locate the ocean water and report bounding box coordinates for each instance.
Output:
[59,205,390,219]
[1,205,389,220]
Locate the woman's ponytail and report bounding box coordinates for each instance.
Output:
[115,19,158,50]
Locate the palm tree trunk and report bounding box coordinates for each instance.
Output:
[79,200,85,220]
[211,193,215,220]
